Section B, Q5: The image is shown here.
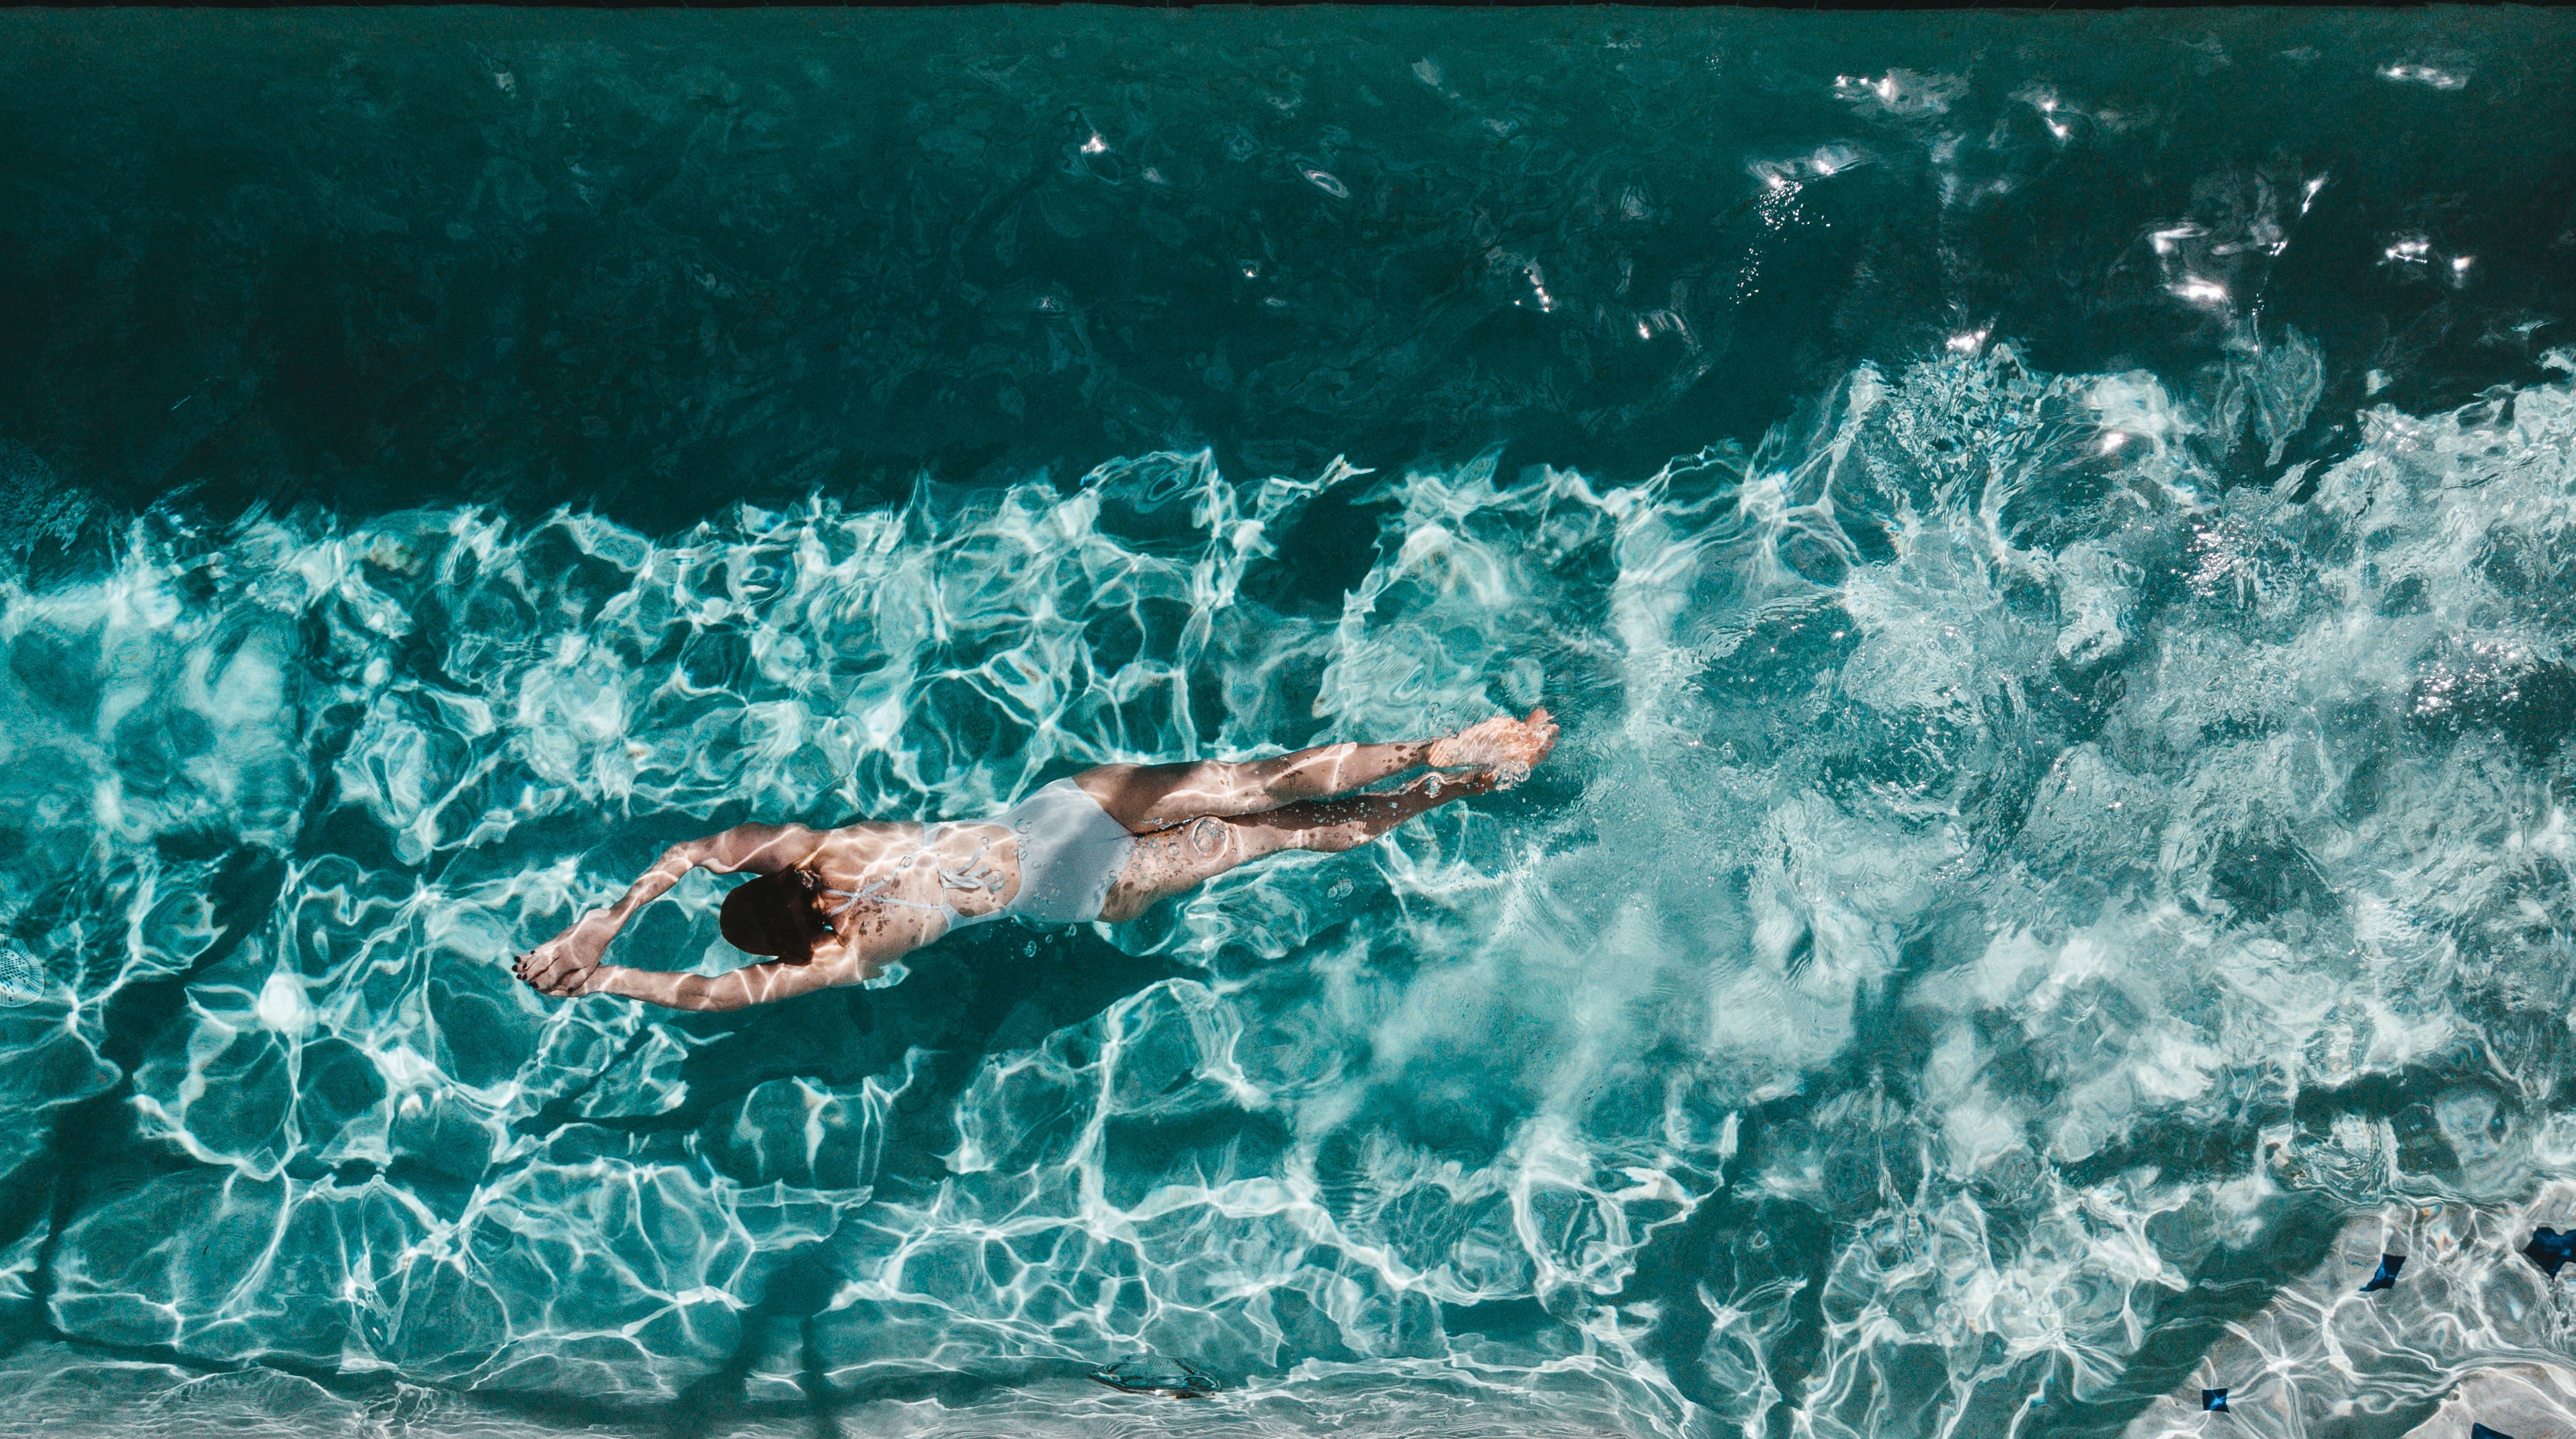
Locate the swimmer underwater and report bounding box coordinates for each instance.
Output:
[512,709,1558,1009]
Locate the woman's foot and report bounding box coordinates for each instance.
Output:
[1427,707,1557,789]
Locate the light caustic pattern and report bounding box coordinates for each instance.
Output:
[8,344,2576,1435]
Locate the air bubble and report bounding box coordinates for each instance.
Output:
[0,950,39,1007]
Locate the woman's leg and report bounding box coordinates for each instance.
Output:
[1095,770,1498,922]
[1074,740,1437,832]
[1074,709,1557,833]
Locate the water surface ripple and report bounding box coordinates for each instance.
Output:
[2,9,2575,1438]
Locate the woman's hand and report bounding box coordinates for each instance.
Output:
[514,912,620,999]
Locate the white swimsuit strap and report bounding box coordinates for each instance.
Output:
[923,823,1007,896]
[822,879,946,916]
[818,822,1010,920]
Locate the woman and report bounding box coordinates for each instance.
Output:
[512,709,1557,1011]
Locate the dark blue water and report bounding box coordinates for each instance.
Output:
[3,8,2575,1437]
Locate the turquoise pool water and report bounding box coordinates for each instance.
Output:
[3,8,2575,1436]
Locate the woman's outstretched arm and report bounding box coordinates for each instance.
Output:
[581,950,863,1011]
[514,823,829,996]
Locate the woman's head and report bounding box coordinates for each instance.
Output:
[720,871,825,959]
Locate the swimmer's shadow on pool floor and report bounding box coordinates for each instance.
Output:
[644,920,1193,1156]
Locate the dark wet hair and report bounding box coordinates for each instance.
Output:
[720,871,823,958]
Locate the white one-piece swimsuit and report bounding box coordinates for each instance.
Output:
[818,779,1138,932]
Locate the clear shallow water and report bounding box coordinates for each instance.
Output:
[2,8,2575,1438]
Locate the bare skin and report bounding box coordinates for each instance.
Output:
[512,708,1557,1011]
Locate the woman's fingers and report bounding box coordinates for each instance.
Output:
[514,942,593,999]
[528,962,589,999]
